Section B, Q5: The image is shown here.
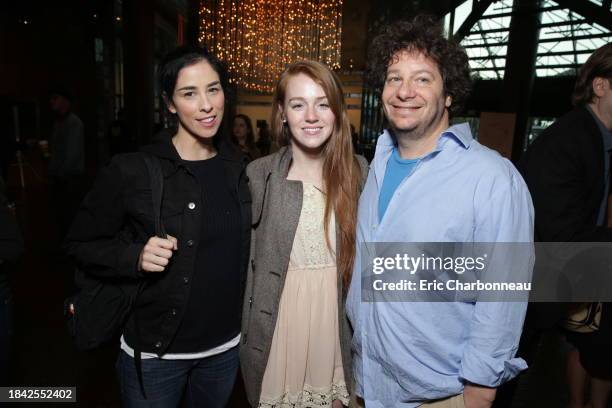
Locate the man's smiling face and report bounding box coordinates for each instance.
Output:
[381,50,451,140]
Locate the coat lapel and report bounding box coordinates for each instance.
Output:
[270,148,303,283]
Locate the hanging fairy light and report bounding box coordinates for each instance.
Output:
[199,0,343,93]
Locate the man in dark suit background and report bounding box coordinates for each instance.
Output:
[520,43,612,408]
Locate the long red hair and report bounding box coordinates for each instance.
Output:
[271,60,362,287]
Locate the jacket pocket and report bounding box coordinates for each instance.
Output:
[160,199,185,238]
[125,188,153,222]
[125,188,186,238]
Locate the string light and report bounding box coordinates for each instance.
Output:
[198,0,343,93]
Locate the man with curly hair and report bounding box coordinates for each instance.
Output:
[346,15,534,407]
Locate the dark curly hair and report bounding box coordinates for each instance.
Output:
[366,15,472,117]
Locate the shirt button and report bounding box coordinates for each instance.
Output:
[187,202,196,210]
[154,341,162,348]
[183,277,189,284]
[187,239,194,247]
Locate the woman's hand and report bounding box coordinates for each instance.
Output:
[138,235,178,272]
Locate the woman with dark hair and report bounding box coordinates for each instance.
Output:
[66,46,251,407]
[232,114,260,161]
[240,60,368,407]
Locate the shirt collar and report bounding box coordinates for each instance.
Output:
[140,131,246,164]
[376,122,473,156]
[373,122,473,188]
[586,105,612,150]
[442,122,473,149]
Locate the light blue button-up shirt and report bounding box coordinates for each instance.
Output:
[346,123,535,407]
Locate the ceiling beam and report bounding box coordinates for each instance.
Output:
[466,18,589,35]
[431,0,470,19]
[537,32,611,43]
[453,0,495,42]
[469,5,562,20]
[463,32,610,48]
[468,49,594,59]
[553,0,612,31]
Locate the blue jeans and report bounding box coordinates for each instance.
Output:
[116,346,239,408]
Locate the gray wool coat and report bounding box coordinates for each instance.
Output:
[240,146,368,406]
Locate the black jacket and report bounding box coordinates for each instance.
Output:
[519,107,610,330]
[520,106,612,242]
[66,136,251,355]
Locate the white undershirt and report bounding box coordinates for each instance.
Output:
[120,333,241,360]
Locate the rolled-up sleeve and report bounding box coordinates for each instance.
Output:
[459,167,535,387]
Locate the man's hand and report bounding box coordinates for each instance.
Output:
[463,383,496,408]
[138,235,178,272]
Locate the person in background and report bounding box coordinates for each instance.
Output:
[520,43,612,408]
[0,175,23,384]
[255,120,274,156]
[66,46,251,407]
[232,114,260,161]
[48,90,85,239]
[240,60,368,407]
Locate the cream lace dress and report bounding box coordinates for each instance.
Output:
[258,183,350,407]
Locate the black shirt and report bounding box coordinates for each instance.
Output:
[168,154,243,353]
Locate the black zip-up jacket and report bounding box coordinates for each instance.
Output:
[65,136,251,355]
